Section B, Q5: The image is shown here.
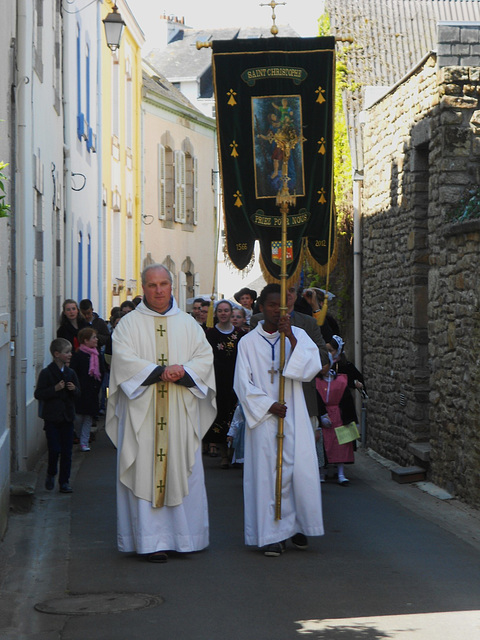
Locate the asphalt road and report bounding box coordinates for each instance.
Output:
[1,424,480,640]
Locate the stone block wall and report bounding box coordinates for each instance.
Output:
[362,55,438,465]
[362,31,480,508]
[437,22,480,67]
[428,220,480,503]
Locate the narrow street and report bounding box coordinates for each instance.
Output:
[1,423,480,640]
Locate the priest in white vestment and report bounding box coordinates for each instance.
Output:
[233,284,324,556]
[106,264,216,563]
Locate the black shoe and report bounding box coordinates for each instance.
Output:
[45,475,55,491]
[147,551,168,563]
[263,541,286,557]
[59,483,73,493]
[291,533,308,549]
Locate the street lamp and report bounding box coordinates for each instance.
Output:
[103,3,126,52]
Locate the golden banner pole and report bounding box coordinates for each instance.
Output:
[274,199,288,520]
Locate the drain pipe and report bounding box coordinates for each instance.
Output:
[62,4,73,297]
[96,1,104,317]
[353,171,364,445]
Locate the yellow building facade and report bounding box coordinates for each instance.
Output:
[101,1,144,314]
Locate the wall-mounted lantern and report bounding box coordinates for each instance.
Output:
[103,4,125,52]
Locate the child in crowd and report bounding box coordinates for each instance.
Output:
[315,335,365,485]
[70,328,104,452]
[227,403,246,465]
[231,307,249,332]
[233,287,257,325]
[34,338,80,493]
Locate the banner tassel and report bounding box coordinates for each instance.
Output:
[315,298,328,326]
[206,295,215,328]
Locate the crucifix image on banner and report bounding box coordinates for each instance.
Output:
[253,95,305,199]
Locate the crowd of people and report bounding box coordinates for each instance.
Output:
[35,265,366,562]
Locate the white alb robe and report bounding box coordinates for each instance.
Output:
[233,323,324,547]
[106,299,216,554]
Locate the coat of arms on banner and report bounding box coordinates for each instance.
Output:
[271,240,293,265]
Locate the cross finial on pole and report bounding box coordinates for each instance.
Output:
[260,0,286,37]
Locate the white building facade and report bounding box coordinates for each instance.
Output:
[11,0,66,484]
[0,0,16,538]
[63,0,103,315]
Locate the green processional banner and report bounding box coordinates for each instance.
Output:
[212,37,336,280]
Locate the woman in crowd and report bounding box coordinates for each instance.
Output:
[205,300,246,468]
[57,299,88,351]
[315,335,365,485]
[70,328,104,452]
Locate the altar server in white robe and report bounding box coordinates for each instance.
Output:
[106,264,216,563]
[234,283,324,557]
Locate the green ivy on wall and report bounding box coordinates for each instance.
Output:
[0,162,10,218]
[447,186,480,223]
[305,13,353,326]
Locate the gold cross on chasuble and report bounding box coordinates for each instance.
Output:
[158,385,168,398]
[154,318,169,507]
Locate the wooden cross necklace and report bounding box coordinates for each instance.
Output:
[260,334,280,383]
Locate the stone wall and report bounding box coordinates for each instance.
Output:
[362,29,480,508]
[429,219,480,503]
[362,55,438,463]
[437,22,480,67]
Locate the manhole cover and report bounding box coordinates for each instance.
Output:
[34,592,163,615]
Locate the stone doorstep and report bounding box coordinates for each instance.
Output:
[407,442,431,462]
[391,465,427,484]
[9,471,38,514]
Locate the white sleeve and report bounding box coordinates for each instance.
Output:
[233,339,276,429]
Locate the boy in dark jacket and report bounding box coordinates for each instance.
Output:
[34,338,80,493]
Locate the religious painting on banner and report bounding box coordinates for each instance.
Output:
[212,37,336,280]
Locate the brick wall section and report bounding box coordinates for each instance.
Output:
[362,24,480,507]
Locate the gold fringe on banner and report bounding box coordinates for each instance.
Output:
[223,243,256,278]
[307,202,338,326]
[304,235,338,279]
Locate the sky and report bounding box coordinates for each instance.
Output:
[126,0,325,51]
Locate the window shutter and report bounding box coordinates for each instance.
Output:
[174,150,186,223]
[158,144,166,219]
[193,157,199,225]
